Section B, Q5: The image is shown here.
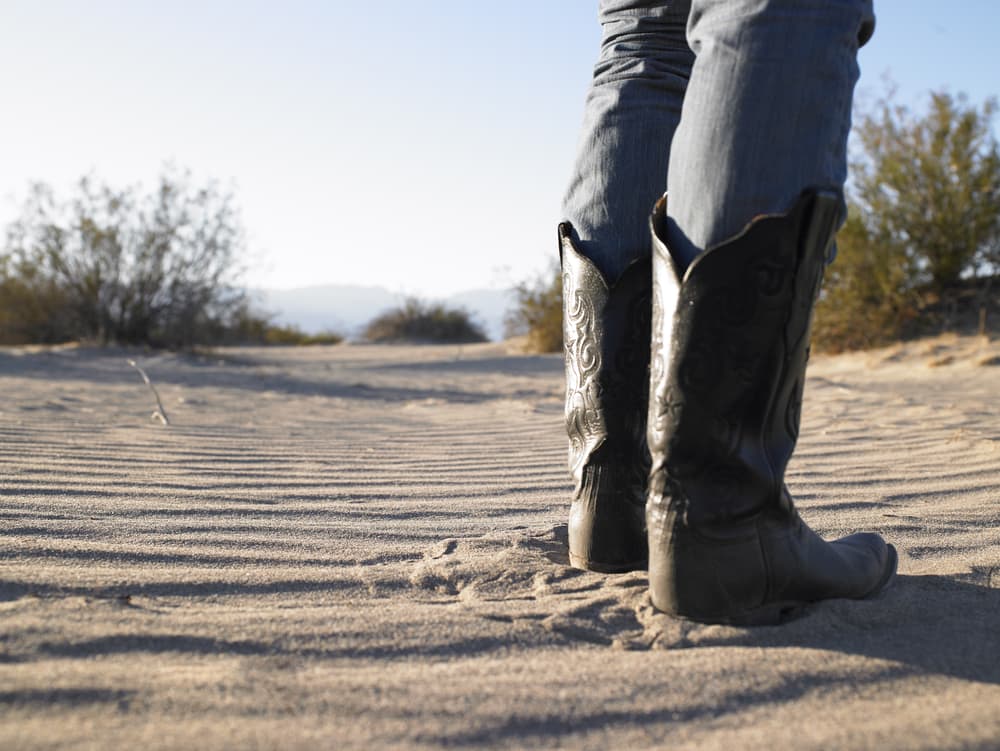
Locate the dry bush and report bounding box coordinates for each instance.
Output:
[219,305,344,346]
[812,212,919,352]
[505,264,562,353]
[1,169,253,348]
[363,298,487,344]
[262,326,343,346]
[814,86,1000,352]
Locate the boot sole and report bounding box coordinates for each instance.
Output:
[568,553,647,574]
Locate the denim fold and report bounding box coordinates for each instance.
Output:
[563,0,875,272]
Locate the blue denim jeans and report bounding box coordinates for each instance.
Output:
[562,0,875,275]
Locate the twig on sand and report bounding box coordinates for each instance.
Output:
[127,359,171,425]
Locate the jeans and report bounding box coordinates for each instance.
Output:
[562,0,875,275]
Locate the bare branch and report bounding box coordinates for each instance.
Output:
[127,359,170,426]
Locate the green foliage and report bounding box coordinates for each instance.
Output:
[851,91,1000,292]
[814,88,1000,351]
[505,263,563,353]
[0,170,255,348]
[363,297,487,344]
[813,212,920,352]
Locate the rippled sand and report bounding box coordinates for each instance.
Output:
[2,337,999,750]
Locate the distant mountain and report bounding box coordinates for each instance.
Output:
[253,284,516,342]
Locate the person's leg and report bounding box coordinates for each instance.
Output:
[563,0,693,281]
[665,0,874,265]
[560,0,692,571]
[645,0,895,622]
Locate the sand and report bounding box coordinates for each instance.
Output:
[1,336,999,750]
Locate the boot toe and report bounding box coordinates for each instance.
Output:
[831,532,897,598]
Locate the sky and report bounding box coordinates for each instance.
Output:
[1,1,998,299]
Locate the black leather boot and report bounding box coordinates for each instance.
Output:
[646,191,896,624]
[560,223,652,572]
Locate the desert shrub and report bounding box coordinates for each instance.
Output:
[363,297,487,344]
[213,304,343,346]
[850,90,1000,294]
[0,260,78,344]
[0,169,252,348]
[263,326,343,346]
[903,275,1000,338]
[813,87,1000,351]
[505,264,562,353]
[812,211,920,352]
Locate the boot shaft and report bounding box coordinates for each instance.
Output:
[647,190,841,527]
[560,224,653,494]
[560,224,652,571]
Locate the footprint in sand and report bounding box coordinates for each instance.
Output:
[408,525,965,652]
[409,526,654,648]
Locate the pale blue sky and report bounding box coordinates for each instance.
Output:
[1,1,997,297]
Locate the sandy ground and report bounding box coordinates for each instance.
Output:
[1,336,999,750]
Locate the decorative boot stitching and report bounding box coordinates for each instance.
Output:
[562,239,652,507]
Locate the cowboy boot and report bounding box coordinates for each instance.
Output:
[560,223,652,572]
[646,190,897,624]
